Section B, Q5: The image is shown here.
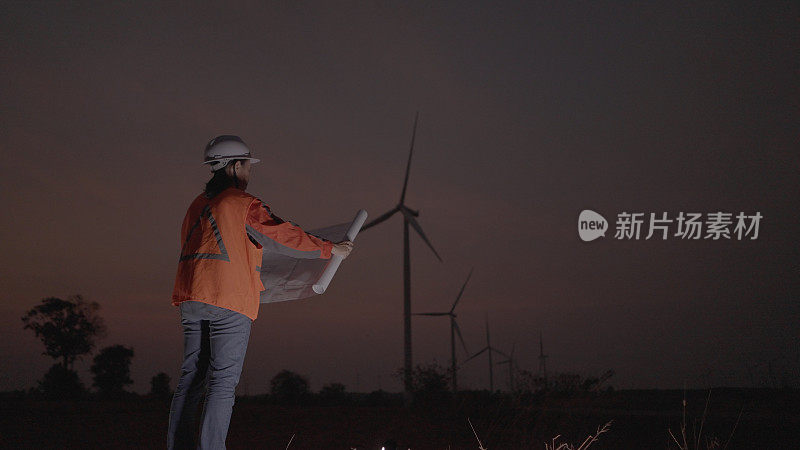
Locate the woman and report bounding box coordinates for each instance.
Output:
[167,135,353,449]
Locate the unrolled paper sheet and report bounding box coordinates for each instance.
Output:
[259,209,367,304]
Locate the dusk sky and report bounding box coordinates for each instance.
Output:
[1,1,797,395]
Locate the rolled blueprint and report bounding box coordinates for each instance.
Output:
[313,209,368,294]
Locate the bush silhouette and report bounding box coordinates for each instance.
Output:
[91,344,134,398]
[413,363,450,394]
[270,370,309,404]
[319,382,347,405]
[392,362,451,404]
[150,372,172,400]
[38,363,86,399]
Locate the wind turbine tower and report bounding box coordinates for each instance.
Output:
[464,313,508,392]
[538,331,548,385]
[360,112,443,404]
[496,342,517,391]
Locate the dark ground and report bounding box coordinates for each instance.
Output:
[1,389,797,449]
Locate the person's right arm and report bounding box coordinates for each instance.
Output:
[246,199,353,259]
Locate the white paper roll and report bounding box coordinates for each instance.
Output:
[312,209,368,294]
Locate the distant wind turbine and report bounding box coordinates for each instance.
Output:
[538,331,548,386]
[464,313,508,392]
[360,112,443,404]
[413,267,473,393]
[496,342,518,392]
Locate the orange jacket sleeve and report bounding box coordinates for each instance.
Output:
[245,198,333,259]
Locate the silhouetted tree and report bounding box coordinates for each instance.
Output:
[270,370,309,404]
[150,372,172,399]
[412,363,450,395]
[320,382,346,395]
[514,369,615,397]
[515,369,548,393]
[551,372,582,394]
[366,389,398,407]
[319,382,347,404]
[392,362,451,403]
[38,363,86,399]
[21,295,107,370]
[91,344,134,397]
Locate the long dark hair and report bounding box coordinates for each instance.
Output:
[204,160,245,199]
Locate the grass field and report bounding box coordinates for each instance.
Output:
[1,389,797,449]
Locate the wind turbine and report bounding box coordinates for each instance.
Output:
[538,331,548,387]
[360,112,443,403]
[464,313,508,392]
[496,342,518,392]
[413,267,473,393]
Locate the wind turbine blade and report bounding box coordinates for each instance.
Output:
[361,207,399,231]
[464,346,488,364]
[450,267,474,313]
[453,320,470,356]
[412,312,449,316]
[399,111,419,205]
[485,313,490,346]
[401,207,443,262]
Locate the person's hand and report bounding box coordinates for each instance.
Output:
[331,240,354,258]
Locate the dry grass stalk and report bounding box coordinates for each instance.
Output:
[722,406,743,450]
[695,389,712,449]
[545,420,613,450]
[468,417,487,450]
[668,387,742,450]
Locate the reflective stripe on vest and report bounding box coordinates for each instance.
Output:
[179,204,230,261]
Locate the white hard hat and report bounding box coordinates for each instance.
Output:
[203,135,261,171]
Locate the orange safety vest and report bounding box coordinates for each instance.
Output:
[172,187,264,321]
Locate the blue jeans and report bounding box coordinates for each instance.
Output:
[167,301,252,450]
